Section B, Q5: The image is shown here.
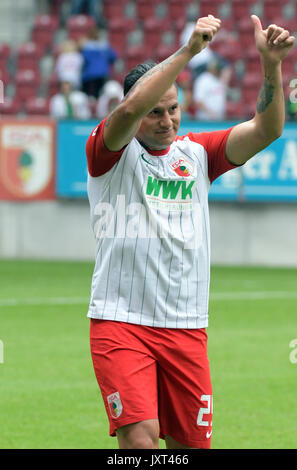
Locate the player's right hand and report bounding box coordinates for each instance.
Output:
[187,15,221,56]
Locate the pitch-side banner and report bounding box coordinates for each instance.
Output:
[0,119,55,200]
[56,120,297,202]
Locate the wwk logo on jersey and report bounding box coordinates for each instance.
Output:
[169,157,194,177]
[145,175,195,211]
[107,391,123,418]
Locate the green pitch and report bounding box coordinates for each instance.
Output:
[0,260,296,449]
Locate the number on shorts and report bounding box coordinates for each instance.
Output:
[197,394,213,427]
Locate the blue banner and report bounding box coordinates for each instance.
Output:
[56,120,297,201]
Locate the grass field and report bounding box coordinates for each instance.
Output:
[0,259,296,449]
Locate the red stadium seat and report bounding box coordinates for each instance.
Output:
[17,42,42,71]
[0,69,10,86]
[241,86,259,106]
[25,97,50,115]
[15,69,41,103]
[0,97,22,115]
[67,15,96,40]
[231,0,256,21]
[136,0,157,21]
[237,18,255,49]
[103,0,129,20]
[226,100,244,119]
[0,43,11,64]
[31,15,59,51]
[243,48,261,74]
[199,0,225,18]
[263,0,287,22]
[154,45,176,63]
[47,73,60,97]
[143,18,171,51]
[125,47,147,71]
[108,18,137,56]
[167,0,187,22]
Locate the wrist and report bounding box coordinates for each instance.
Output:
[260,53,282,69]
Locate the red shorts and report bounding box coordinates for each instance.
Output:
[90,319,213,449]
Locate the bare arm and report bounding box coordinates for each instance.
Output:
[103,15,221,151]
[226,15,295,165]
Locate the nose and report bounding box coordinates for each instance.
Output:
[160,112,172,129]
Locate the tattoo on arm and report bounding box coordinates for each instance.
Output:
[256,76,275,114]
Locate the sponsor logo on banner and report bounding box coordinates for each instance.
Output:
[107,391,123,418]
[0,122,54,200]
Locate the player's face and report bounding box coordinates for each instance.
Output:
[136,85,181,150]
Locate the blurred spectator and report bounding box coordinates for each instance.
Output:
[176,69,194,119]
[55,40,83,90]
[96,80,123,119]
[71,0,102,23]
[50,80,91,119]
[79,27,118,98]
[193,59,227,121]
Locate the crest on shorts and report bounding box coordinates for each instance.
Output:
[169,157,193,177]
[107,391,123,418]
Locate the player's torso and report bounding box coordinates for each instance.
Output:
[87,136,211,328]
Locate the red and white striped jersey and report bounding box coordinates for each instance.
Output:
[85,119,236,328]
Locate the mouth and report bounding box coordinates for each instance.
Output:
[156,129,173,135]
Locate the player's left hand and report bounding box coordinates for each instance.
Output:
[251,15,295,63]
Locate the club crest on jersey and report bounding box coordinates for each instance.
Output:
[107,392,123,418]
[169,157,193,177]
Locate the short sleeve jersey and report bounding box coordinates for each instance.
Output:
[85,120,236,328]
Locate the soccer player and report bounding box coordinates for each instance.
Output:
[85,15,294,449]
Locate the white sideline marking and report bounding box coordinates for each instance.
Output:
[211,291,297,301]
[0,291,297,307]
[0,297,89,306]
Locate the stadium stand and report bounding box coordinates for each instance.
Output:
[0,0,296,119]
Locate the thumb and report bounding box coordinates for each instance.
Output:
[251,14,263,32]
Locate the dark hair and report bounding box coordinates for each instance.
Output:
[123,60,157,96]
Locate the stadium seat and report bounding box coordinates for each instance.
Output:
[167,0,187,22]
[241,86,259,107]
[66,15,96,40]
[226,100,245,119]
[237,18,256,49]
[16,42,42,71]
[31,15,59,52]
[0,97,22,115]
[103,0,129,20]
[263,0,287,22]
[15,69,41,102]
[199,0,226,18]
[47,73,60,97]
[243,48,261,74]
[212,40,242,63]
[136,0,158,21]
[0,43,11,68]
[231,0,256,21]
[24,97,50,115]
[125,47,147,71]
[143,18,171,51]
[108,18,137,56]
[0,69,10,86]
[154,45,177,63]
